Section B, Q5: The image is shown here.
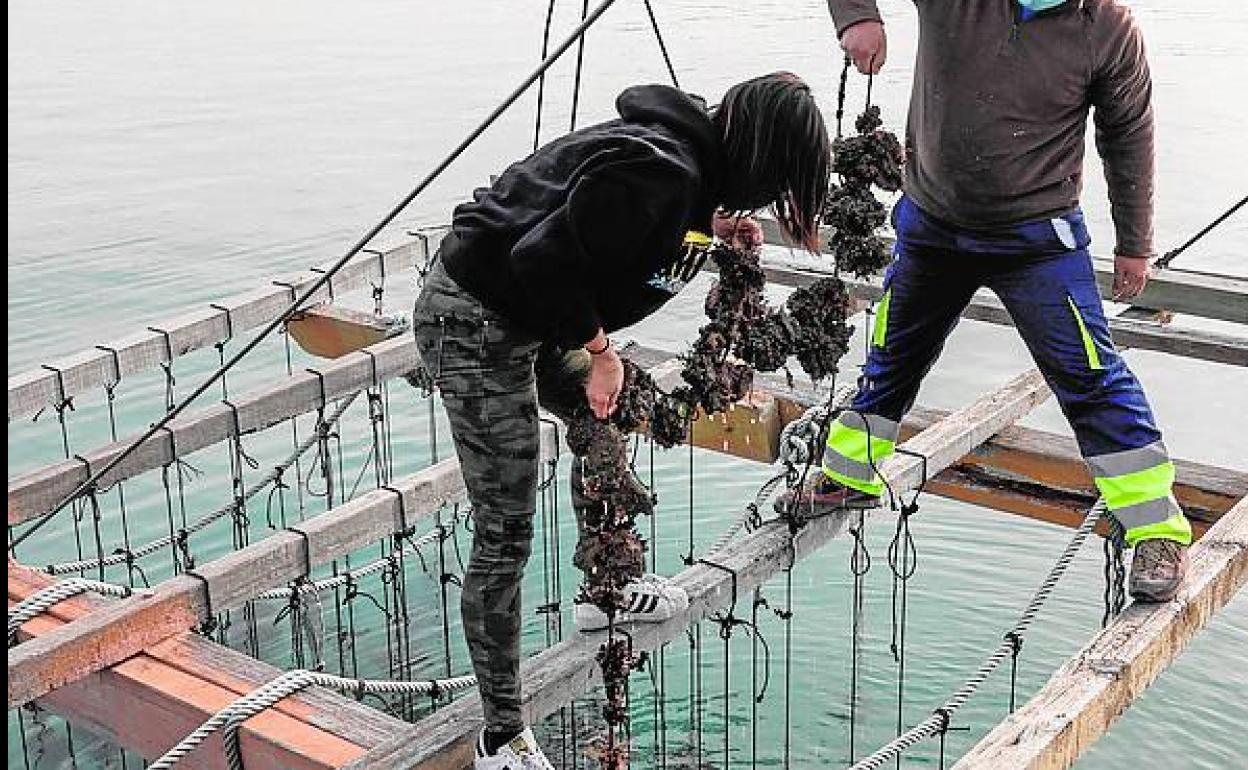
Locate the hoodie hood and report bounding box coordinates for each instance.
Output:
[616,85,721,175]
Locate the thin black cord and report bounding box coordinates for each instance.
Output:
[10,0,626,553]
[1154,193,1247,269]
[533,0,559,152]
[642,0,679,88]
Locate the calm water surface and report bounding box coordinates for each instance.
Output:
[8,1,1247,768]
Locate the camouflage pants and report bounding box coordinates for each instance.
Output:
[412,256,590,733]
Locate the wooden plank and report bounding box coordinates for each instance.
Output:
[902,406,1244,531]
[288,304,407,359]
[8,592,363,770]
[7,425,556,707]
[626,346,1245,530]
[8,334,421,526]
[343,369,1054,770]
[8,572,202,709]
[757,218,1248,326]
[6,234,436,423]
[8,565,408,758]
[729,250,1247,367]
[953,494,1248,770]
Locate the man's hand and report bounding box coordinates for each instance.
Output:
[1112,254,1151,301]
[584,334,624,419]
[841,20,886,75]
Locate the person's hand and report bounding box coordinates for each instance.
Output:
[585,345,624,419]
[841,20,886,75]
[1112,254,1150,301]
[712,212,765,252]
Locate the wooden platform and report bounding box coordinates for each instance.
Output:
[7,221,1246,769]
[8,564,408,770]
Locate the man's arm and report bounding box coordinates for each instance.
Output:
[827,0,887,73]
[1091,5,1156,298]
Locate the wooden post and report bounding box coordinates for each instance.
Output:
[953,494,1248,770]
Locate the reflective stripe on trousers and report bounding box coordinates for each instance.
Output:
[822,411,899,496]
[1086,440,1192,546]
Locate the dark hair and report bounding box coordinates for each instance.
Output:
[713,72,831,252]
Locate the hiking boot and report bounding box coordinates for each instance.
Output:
[1129,538,1188,603]
[773,473,880,519]
[574,574,689,633]
[474,726,555,770]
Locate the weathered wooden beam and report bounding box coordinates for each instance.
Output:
[8,334,421,527]
[343,369,1054,770]
[6,231,446,423]
[9,564,407,770]
[626,344,1245,531]
[8,425,557,709]
[758,218,1248,326]
[902,406,1243,533]
[730,250,1247,367]
[953,494,1248,770]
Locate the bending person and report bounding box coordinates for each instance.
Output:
[413,72,832,770]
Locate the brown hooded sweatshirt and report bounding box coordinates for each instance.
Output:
[828,0,1155,256]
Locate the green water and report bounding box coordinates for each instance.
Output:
[8,1,1247,768]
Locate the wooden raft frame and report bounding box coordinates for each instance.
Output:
[8,222,1247,769]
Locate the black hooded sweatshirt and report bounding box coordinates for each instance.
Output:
[441,84,723,347]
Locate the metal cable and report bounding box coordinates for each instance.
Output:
[847,500,1109,770]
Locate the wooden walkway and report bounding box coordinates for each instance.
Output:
[8,225,1247,769]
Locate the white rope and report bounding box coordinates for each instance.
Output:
[45,392,361,576]
[8,578,131,643]
[252,523,447,601]
[147,669,478,770]
[848,500,1109,770]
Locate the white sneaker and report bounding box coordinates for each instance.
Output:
[574,574,689,632]
[474,726,555,770]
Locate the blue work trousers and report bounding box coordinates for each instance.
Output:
[833,196,1191,545]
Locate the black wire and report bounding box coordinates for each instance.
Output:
[642,0,679,88]
[569,0,592,131]
[1154,193,1247,269]
[533,0,559,151]
[9,0,626,553]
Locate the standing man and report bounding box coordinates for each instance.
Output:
[785,0,1191,601]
